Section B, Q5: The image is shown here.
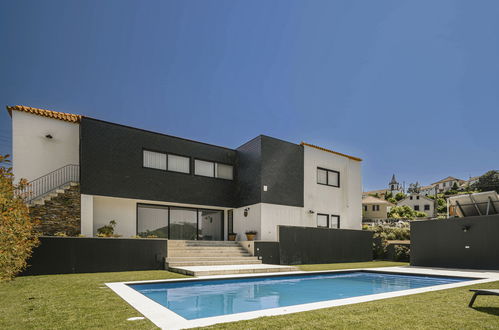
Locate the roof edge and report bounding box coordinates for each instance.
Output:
[300,142,362,161]
[6,105,82,123]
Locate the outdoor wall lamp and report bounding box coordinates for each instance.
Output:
[244,208,250,217]
[308,210,315,214]
[45,134,53,139]
[462,225,471,232]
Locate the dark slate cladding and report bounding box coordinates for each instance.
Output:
[260,135,304,207]
[410,215,499,270]
[80,118,237,207]
[235,136,262,207]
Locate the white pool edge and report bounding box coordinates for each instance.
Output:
[106,266,499,330]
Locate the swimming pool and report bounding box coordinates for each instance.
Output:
[128,271,474,320]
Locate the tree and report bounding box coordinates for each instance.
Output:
[384,191,393,200]
[394,192,406,201]
[0,155,40,281]
[472,170,499,193]
[452,181,460,191]
[388,205,426,219]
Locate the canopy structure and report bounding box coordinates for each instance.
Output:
[448,191,499,218]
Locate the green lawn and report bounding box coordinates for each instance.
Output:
[0,262,498,329]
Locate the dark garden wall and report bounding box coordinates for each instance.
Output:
[411,215,499,270]
[254,241,280,265]
[22,237,167,275]
[276,226,373,265]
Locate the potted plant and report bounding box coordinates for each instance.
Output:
[245,230,257,241]
[228,232,237,241]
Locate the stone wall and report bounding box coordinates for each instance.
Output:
[30,184,81,236]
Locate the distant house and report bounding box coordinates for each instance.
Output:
[431,176,464,193]
[419,184,437,196]
[362,195,394,220]
[397,193,435,217]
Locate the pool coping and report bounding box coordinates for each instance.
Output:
[106,266,499,329]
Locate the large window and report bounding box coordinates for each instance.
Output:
[143,150,190,174]
[137,204,224,240]
[317,214,329,228]
[317,167,340,187]
[167,154,190,173]
[195,159,234,180]
[143,150,167,170]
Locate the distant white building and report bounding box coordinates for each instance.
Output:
[397,193,435,217]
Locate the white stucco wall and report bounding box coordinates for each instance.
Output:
[11,111,80,182]
[303,145,362,230]
[233,203,262,240]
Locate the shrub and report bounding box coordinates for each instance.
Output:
[0,155,40,281]
[371,225,410,260]
[394,245,410,261]
[96,220,120,237]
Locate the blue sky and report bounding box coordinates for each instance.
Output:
[1,0,498,191]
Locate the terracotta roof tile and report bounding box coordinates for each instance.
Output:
[6,105,82,123]
[300,142,362,161]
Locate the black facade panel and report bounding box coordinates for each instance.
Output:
[260,136,304,207]
[254,241,281,265]
[235,136,262,207]
[278,226,373,265]
[80,118,237,207]
[22,237,167,275]
[410,215,499,270]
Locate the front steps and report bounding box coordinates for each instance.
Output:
[30,182,79,206]
[166,240,298,276]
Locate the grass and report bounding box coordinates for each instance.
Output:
[0,262,498,329]
[297,260,408,271]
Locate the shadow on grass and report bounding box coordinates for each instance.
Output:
[472,307,499,316]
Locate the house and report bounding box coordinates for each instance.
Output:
[397,193,435,217]
[362,195,394,220]
[8,105,363,241]
[419,184,437,196]
[431,176,464,193]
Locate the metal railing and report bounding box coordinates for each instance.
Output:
[17,164,79,203]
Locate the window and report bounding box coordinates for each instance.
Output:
[195,159,233,180]
[330,215,340,229]
[317,168,340,187]
[195,159,215,177]
[317,214,328,228]
[216,163,233,180]
[372,205,379,211]
[364,205,368,211]
[416,196,420,200]
[410,196,413,200]
[167,154,190,174]
[414,205,420,211]
[424,204,430,211]
[143,150,166,170]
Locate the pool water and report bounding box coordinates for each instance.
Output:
[129,271,472,320]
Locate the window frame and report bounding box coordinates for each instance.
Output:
[330,214,340,229]
[317,213,329,228]
[142,148,191,175]
[424,204,430,211]
[316,167,340,188]
[194,157,234,181]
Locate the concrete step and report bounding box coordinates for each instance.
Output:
[168,246,247,252]
[167,260,262,267]
[168,264,299,276]
[169,252,252,257]
[166,256,260,262]
[168,241,240,247]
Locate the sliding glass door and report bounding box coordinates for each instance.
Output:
[137,204,224,240]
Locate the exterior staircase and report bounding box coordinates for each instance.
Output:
[166,240,298,276]
[30,182,79,206]
[16,164,79,206]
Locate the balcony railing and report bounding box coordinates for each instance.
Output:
[17,164,79,203]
